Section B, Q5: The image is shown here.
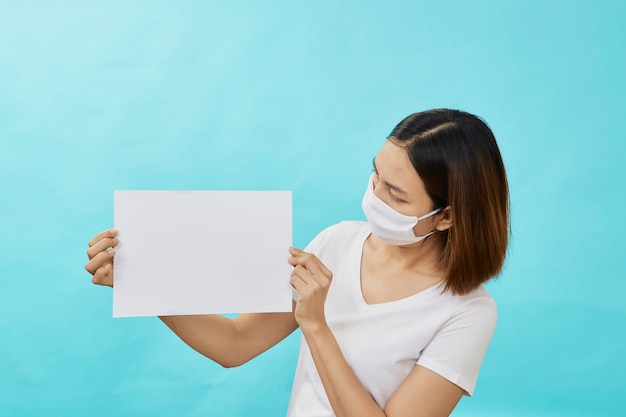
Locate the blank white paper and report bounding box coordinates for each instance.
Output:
[113,190,292,317]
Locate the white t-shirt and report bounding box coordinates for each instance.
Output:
[286,221,497,417]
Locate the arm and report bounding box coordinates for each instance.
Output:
[85,229,298,368]
[303,325,463,417]
[159,307,298,368]
[288,248,464,417]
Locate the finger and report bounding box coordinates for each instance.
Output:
[287,247,302,266]
[288,248,315,268]
[287,256,309,269]
[86,237,119,260]
[289,251,331,279]
[290,265,309,282]
[85,249,115,275]
[92,263,113,286]
[88,229,118,248]
[292,265,330,294]
[288,247,304,256]
[289,268,309,291]
[291,265,316,292]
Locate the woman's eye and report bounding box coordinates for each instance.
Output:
[389,191,402,202]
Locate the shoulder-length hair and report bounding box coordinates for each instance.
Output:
[389,109,510,295]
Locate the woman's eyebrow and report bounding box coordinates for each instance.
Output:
[372,158,408,195]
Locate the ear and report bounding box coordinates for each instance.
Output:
[435,206,453,232]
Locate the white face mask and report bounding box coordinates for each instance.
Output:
[362,173,442,246]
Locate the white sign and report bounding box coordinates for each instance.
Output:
[113,190,292,317]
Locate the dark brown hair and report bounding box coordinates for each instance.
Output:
[389,109,510,295]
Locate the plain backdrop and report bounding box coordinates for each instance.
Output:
[1,1,624,416]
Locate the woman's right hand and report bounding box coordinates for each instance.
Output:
[85,229,118,287]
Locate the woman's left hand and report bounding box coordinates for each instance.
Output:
[288,247,333,331]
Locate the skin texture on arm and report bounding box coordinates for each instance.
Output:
[159,308,298,368]
[384,366,463,417]
[288,247,464,417]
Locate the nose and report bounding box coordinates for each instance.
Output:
[371,176,391,206]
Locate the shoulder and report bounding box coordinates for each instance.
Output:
[456,286,497,320]
[417,286,498,395]
[420,286,498,351]
[428,286,498,354]
[439,286,497,329]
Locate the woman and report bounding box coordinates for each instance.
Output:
[85,108,509,417]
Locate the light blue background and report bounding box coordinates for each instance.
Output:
[1,1,624,416]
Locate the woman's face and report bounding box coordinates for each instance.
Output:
[372,140,440,236]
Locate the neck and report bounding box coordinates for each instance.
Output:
[367,233,445,276]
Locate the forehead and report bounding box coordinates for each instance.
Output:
[374,140,428,196]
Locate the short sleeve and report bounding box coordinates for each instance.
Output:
[416,292,497,396]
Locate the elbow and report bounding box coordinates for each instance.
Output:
[213,355,252,369]
[217,359,240,369]
[219,362,240,369]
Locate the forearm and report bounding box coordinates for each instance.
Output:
[302,323,386,417]
[159,314,242,367]
[160,310,298,368]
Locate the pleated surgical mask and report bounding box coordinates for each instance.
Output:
[361,173,442,246]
